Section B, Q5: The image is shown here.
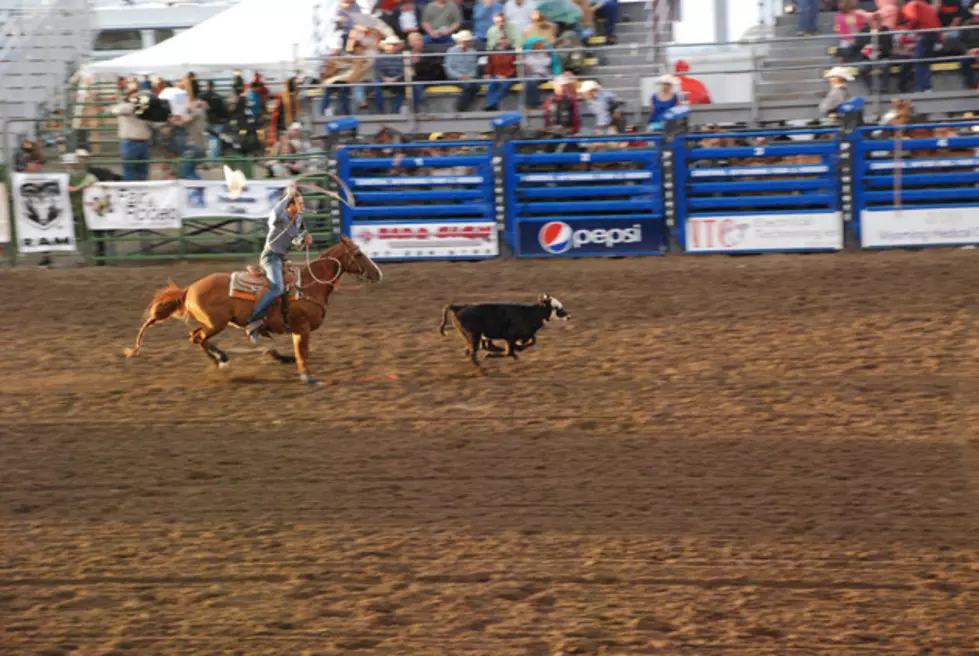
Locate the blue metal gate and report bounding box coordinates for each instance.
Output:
[671,128,844,253]
[338,141,498,261]
[502,135,667,258]
[850,122,979,248]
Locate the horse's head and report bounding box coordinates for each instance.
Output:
[335,235,383,282]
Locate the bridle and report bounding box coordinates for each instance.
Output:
[301,239,373,289]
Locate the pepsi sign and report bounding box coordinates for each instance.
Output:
[516,218,666,257]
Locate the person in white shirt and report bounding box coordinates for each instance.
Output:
[158,81,190,156]
[505,0,538,34]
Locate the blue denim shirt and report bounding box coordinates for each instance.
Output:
[262,195,304,257]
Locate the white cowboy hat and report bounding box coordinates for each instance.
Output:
[382,34,403,46]
[656,74,680,87]
[75,148,90,158]
[824,66,855,81]
[62,153,78,165]
[579,80,601,94]
[453,29,475,42]
[224,165,247,200]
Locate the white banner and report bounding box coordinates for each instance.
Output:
[860,207,979,247]
[351,221,499,260]
[10,173,76,253]
[82,181,182,230]
[685,213,843,252]
[181,179,294,219]
[0,183,9,243]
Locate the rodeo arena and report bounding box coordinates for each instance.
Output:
[6,0,979,651]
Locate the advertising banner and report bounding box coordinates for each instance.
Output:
[82,181,182,230]
[517,218,666,257]
[351,221,499,260]
[860,208,979,247]
[181,179,293,219]
[10,173,76,253]
[684,213,843,253]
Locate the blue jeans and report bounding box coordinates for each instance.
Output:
[320,85,351,115]
[424,33,454,45]
[249,251,286,324]
[169,126,187,156]
[524,79,544,109]
[120,139,149,181]
[797,0,818,34]
[375,81,405,114]
[180,145,205,180]
[486,79,514,108]
[914,33,937,91]
[207,123,225,160]
[595,0,619,38]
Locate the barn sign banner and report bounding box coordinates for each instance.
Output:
[82,181,182,230]
[350,221,499,260]
[10,173,76,253]
[684,213,844,253]
[859,208,979,248]
[0,183,10,243]
[181,179,293,219]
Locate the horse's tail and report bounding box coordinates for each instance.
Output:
[124,280,189,358]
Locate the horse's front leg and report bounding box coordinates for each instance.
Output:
[292,327,316,384]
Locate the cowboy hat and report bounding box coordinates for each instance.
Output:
[382,34,403,46]
[579,80,601,94]
[62,153,78,165]
[75,148,90,158]
[453,29,474,42]
[971,1,979,14]
[656,74,680,86]
[224,165,247,200]
[824,66,855,81]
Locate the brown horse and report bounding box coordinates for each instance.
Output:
[124,235,382,384]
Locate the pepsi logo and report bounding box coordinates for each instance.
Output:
[538,221,573,254]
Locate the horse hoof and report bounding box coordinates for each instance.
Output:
[123,348,139,358]
[218,360,231,369]
[300,373,319,385]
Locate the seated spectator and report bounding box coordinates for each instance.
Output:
[407,31,446,111]
[505,0,538,34]
[474,0,505,45]
[484,33,518,110]
[543,73,581,134]
[522,35,562,108]
[555,29,585,74]
[536,0,582,32]
[267,123,309,177]
[647,74,683,130]
[422,0,463,45]
[834,0,869,60]
[375,35,407,113]
[445,29,480,112]
[179,100,208,180]
[592,0,618,44]
[383,0,423,40]
[524,10,558,43]
[939,2,979,89]
[818,66,854,116]
[673,60,712,104]
[320,42,373,116]
[852,11,911,94]
[488,11,523,49]
[578,80,624,133]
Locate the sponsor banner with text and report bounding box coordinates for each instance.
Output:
[684,213,843,253]
[860,208,979,247]
[83,181,182,230]
[11,173,76,253]
[517,218,666,257]
[351,222,499,260]
[0,183,9,243]
[181,179,293,219]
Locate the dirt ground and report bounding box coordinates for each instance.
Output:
[1,250,978,655]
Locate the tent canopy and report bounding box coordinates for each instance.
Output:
[87,0,335,79]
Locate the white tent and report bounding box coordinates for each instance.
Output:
[87,0,336,79]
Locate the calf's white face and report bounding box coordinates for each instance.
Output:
[546,295,570,321]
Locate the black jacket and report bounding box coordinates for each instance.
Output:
[853,26,894,59]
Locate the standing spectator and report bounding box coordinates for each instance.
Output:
[522,35,562,108]
[445,30,481,112]
[270,76,300,143]
[797,0,819,36]
[835,0,869,59]
[488,11,523,49]
[63,153,98,264]
[159,81,190,156]
[110,85,152,182]
[422,0,463,45]
[673,60,712,105]
[179,100,208,180]
[231,70,246,97]
[647,74,682,129]
[543,74,581,134]
[68,151,113,265]
[407,31,446,111]
[375,35,407,114]
[853,11,911,94]
[592,0,618,44]
[474,0,505,45]
[819,66,853,116]
[505,0,538,34]
[267,123,309,177]
[523,9,558,43]
[900,0,941,91]
[578,80,624,133]
[200,80,230,161]
[383,0,423,40]
[484,33,518,110]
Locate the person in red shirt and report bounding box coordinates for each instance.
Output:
[674,60,712,105]
[900,0,942,91]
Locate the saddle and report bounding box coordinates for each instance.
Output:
[228,261,302,301]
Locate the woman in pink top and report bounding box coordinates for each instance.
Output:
[835,0,870,59]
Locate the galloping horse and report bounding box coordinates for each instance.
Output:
[124,235,382,384]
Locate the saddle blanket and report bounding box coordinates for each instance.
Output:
[229,265,302,302]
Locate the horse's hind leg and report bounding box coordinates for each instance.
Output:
[191,324,230,368]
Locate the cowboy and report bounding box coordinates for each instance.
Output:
[245,185,312,344]
[819,66,854,116]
